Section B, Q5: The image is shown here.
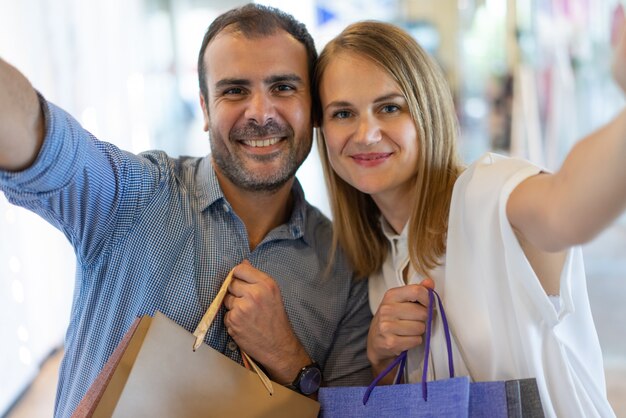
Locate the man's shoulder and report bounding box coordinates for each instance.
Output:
[300,201,356,275]
[136,149,198,167]
[135,151,206,183]
[302,200,332,240]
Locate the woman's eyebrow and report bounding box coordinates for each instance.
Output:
[324,93,404,111]
[324,100,352,111]
[372,93,404,103]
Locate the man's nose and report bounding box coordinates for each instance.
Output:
[245,93,276,125]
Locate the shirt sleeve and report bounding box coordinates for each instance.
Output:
[322,274,373,386]
[0,94,165,266]
[444,153,612,416]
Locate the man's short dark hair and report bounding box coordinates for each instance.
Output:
[197,3,317,102]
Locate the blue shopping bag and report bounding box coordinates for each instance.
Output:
[470,378,544,418]
[319,289,544,418]
[318,376,470,418]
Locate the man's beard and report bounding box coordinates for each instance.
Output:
[209,120,312,193]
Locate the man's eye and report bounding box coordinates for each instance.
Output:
[275,84,295,92]
[224,87,244,95]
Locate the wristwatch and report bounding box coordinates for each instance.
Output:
[287,362,322,395]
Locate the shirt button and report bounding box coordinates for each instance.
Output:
[227,341,238,351]
[222,203,230,213]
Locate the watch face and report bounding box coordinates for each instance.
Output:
[299,366,322,395]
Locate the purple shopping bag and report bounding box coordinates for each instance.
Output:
[319,289,544,418]
[318,376,470,418]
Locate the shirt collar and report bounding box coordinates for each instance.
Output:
[195,156,308,244]
[195,156,225,209]
[380,216,409,242]
[380,216,410,272]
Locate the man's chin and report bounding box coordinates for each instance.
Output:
[227,164,294,193]
[238,176,292,193]
[213,152,302,193]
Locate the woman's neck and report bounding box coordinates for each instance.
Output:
[372,190,414,235]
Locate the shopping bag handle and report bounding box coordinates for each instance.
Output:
[192,267,274,395]
[193,269,235,351]
[363,287,453,404]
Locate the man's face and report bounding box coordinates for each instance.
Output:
[200,29,312,193]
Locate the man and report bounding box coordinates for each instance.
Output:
[0,4,371,417]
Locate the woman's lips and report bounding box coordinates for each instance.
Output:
[350,152,392,166]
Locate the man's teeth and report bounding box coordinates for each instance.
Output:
[242,137,280,147]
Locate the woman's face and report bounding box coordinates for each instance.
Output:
[320,52,419,204]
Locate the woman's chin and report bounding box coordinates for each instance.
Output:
[347,180,388,196]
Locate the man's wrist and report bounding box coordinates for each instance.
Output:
[265,343,311,385]
[286,361,323,395]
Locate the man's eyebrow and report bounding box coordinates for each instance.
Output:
[214,74,303,90]
[214,78,251,90]
[264,74,303,84]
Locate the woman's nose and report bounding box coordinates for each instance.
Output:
[354,116,382,145]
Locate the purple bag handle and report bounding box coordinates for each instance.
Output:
[362,288,454,404]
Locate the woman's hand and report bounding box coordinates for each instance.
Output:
[367,278,434,383]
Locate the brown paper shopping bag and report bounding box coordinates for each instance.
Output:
[73,269,320,418]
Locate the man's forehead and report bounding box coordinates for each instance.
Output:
[204,29,309,83]
[206,26,294,56]
[212,24,277,42]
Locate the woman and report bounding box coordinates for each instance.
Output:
[314,21,625,417]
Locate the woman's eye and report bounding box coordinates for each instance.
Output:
[332,110,352,119]
[381,104,400,113]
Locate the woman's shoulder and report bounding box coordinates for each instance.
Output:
[455,152,543,195]
[461,152,540,177]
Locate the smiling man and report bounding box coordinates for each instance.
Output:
[0,4,371,417]
[201,30,312,194]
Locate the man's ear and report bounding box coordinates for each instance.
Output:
[199,91,210,132]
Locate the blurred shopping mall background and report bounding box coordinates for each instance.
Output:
[1,0,625,416]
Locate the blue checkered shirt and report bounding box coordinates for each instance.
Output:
[0,96,372,418]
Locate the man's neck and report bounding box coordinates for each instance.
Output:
[216,173,295,251]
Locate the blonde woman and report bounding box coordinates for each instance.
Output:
[314,20,625,417]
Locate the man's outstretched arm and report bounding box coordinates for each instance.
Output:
[0,58,45,171]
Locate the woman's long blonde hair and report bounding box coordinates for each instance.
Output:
[314,21,463,278]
